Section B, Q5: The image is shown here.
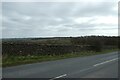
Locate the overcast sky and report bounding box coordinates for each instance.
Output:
[2,0,118,38]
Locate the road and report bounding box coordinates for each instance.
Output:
[2,51,118,79]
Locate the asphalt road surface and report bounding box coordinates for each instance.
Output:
[2,51,118,79]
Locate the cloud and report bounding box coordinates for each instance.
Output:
[2,2,118,38]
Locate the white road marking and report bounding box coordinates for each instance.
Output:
[93,58,118,67]
[50,58,118,80]
[50,74,67,80]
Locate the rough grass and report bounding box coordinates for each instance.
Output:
[2,49,118,67]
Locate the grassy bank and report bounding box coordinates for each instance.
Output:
[3,49,118,67]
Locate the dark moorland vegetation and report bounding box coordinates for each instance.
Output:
[2,36,119,67]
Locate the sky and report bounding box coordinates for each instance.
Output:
[1,0,118,38]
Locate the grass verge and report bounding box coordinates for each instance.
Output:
[2,49,118,67]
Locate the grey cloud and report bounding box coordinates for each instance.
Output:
[2,2,117,38]
[3,2,116,17]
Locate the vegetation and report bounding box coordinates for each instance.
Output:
[2,36,119,67]
[3,49,118,67]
